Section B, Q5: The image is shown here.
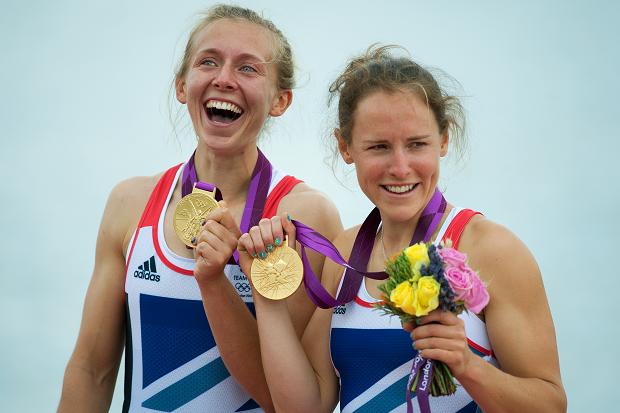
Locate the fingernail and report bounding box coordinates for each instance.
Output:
[259,251,267,259]
[201,219,207,226]
[274,237,282,246]
[287,214,292,222]
[266,244,274,253]
[415,318,423,326]
[191,237,197,245]
[252,252,258,258]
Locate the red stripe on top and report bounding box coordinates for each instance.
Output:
[355,296,382,308]
[442,208,493,356]
[152,224,194,275]
[467,338,493,357]
[125,164,183,280]
[262,176,303,218]
[136,171,302,276]
[141,164,183,228]
[440,209,481,249]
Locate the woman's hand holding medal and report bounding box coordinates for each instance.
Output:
[192,201,242,284]
[237,215,304,300]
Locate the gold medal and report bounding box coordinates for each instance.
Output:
[251,239,303,300]
[173,185,220,248]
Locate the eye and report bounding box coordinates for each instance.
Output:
[409,141,427,149]
[368,144,388,151]
[239,64,258,73]
[200,58,217,67]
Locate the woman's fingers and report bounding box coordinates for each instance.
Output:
[259,218,275,254]
[249,225,267,259]
[240,215,296,260]
[281,212,297,247]
[410,317,466,342]
[269,216,285,249]
[238,233,257,257]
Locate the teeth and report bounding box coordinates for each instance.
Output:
[384,184,415,194]
[206,100,242,114]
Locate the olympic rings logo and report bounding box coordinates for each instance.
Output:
[235,282,251,293]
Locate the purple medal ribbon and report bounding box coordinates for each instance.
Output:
[406,355,433,413]
[292,188,445,413]
[292,188,447,309]
[182,149,273,264]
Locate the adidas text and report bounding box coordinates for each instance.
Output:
[134,256,160,282]
[134,269,160,282]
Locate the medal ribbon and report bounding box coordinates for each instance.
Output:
[294,189,445,413]
[182,148,273,263]
[406,355,433,413]
[292,188,447,308]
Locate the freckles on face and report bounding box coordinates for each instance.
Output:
[346,90,446,218]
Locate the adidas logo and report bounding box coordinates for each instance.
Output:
[134,256,160,282]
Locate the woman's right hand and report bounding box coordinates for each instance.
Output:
[237,213,296,284]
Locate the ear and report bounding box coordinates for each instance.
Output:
[269,89,293,117]
[335,128,354,164]
[439,130,449,157]
[175,77,187,104]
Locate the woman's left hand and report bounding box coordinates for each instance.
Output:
[405,310,475,378]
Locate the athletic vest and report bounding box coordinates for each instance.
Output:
[331,208,496,413]
[123,163,301,412]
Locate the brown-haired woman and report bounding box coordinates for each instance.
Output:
[238,45,566,412]
[57,4,341,412]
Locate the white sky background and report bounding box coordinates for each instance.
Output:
[1,0,619,411]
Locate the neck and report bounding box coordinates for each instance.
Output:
[379,213,423,258]
[193,144,259,203]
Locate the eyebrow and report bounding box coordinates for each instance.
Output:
[361,135,431,143]
[195,48,268,64]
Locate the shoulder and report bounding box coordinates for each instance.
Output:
[331,224,363,261]
[102,172,165,247]
[458,215,543,304]
[321,224,362,294]
[106,174,162,216]
[278,182,337,214]
[277,182,342,239]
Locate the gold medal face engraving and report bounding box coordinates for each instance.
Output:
[173,187,220,248]
[251,241,303,300]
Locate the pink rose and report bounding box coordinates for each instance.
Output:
[463,274,489,314]
[444,265,490,314]
[438,247,467,268]
[444,266,474,302]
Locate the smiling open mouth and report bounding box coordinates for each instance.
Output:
[205,100,243,124]
[382,183,418,194]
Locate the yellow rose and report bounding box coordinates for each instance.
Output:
[405,243,430,277]
[390,281,417,315]
[412,276,440,317]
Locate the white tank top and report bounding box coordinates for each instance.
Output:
[330,207,496,413]
[123,163,300,412]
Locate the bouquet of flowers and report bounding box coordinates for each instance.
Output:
[376,241,489,397]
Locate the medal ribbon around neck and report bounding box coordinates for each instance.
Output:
[181,148,273,264]
[293,188,445,413]
[293,188,447,309]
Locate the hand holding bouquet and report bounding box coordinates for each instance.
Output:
[376,241,489,400]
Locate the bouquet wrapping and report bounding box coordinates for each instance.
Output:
[376,241,489,409]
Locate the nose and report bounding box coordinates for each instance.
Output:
[387,149,412,179]
[213,64,237,90]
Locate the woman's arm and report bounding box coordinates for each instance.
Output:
[58,177,151,412]
[238,217,352,413]
[412,217,566,412]
[197,185,342,412]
